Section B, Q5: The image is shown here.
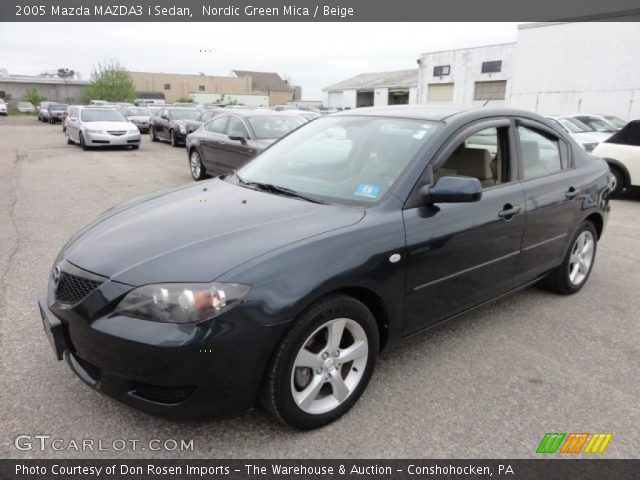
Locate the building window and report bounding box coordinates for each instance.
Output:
[198,85,205,92]
[426,83,454,103]
[481,61,502,74]
[433,65,450,77]
[473,80,507,101]
[164,83,171,90]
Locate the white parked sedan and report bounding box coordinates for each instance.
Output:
[592,120,640,195]
[546,116,601,152]
[0,99,7,116]
[65,106,141,150]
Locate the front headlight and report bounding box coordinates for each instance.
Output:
[114,283,250,324]
[86,129,104,134]
[179,124,186,134]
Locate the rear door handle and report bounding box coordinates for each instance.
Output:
[565,187,579,199]
[498,204,521,219]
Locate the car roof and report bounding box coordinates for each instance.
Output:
[333,105,552,124]
[215,109,302,118]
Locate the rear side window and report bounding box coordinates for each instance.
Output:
[518,126,562,179]
[205,115,229,134]
[228,116,250,138]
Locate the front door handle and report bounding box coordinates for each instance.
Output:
[565,187,579,199]
[498,204,521,219]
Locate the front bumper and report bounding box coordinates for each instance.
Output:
[85,131,141,147]
[38,264,287,419]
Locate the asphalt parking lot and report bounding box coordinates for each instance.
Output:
[0,116,638,459]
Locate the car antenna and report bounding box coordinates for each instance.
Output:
[482,86,503,107]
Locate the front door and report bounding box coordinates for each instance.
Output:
[402,120,526,335]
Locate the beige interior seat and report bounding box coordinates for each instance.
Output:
[456,148,496,187]
[434,147,497,187]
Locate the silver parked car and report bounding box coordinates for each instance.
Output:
[37,101,52,122]
[65,106,141,150]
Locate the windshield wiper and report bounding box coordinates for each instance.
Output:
[234,173,327,205]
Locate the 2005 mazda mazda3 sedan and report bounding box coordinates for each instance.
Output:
[39,106,612,429]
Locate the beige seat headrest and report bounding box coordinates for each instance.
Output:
[455,148,494,181]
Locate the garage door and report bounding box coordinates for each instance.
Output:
[474,80,507,101]
[327,91,343,107]
[427,83,454,103]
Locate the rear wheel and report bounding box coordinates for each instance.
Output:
[543,220,597,294]
[67,136,74,145]
[609,166,624,196]
[261,294,379,430]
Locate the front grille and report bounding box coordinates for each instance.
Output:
[129,382,196,404]
[55,272,103,304]
[107,130,126,136]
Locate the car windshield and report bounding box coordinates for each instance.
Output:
[576,116,616,132]
[50,104,68,110]
[237,116,440,205]
[561,117,591,132]
[246,115,306,139]
[168,109,201,120]
[603,116,627,129]
[81,109,125,122]
[126,107,151,116]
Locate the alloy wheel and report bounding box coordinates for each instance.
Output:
[290,317,368,415]
[190,151,202,179]
[568,230,595,286]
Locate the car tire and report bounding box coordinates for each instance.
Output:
[261,294,379,430]
[189,149,207,181]
[150,127,158,142]
[79,132,88,151]
[170,130,179,147]
[67,137,74,145]
[543,220,598,295]
[609,166,624,197]
[131,145,139,150]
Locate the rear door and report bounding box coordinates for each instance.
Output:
[200,115,230,175]
[515,119,582,277]
[402,118,526,335]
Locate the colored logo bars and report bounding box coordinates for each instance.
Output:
[537,433,613,454]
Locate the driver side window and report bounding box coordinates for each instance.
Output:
[434,127,508,189]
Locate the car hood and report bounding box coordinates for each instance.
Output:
[571,132,601,144]
[580,131,612,142]
[63,179,365,285]
[83,121,135,130]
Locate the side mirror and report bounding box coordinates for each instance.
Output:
[228,131,247,144]
[419,176,482,204]
[160,114,169,120]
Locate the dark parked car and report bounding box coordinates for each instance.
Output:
[149,107,203,146]
[184,108,223,134]
[39,107,611,429]
[47,103,68,124]
[121,106,153,133]
[186,111,306,180]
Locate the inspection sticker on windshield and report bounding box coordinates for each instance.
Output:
[354,184,381,199]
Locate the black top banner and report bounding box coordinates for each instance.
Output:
[2,0,640,22]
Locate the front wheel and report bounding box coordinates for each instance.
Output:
[543,220,597,294]
[79,132,88,151]
[189,149,207,181]
[170,130,180,147]
[261,294,379,430]
[609,166,624,197]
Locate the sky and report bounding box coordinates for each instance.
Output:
[0,22,519,99]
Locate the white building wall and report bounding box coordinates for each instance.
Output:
[409,87,418,105]
[418,43,516,107]
[510,22,640,120]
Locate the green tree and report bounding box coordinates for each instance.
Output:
[24,87,46,106]
[81,59,136,103]
[57,68,75,103]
